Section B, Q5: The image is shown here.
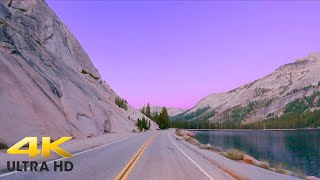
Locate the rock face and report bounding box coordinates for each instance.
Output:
[149,106,185,116]
[175,52,320,123]
[0,0,157,145]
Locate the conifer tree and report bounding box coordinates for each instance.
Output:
[136,117,150,131]
[141,107,146,115]
[153,111,159,125]
[159,107,170,129]
[146,103,151,118]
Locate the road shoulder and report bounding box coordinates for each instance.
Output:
[169,130,301,180]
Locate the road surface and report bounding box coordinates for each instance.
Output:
[0,130,300,180]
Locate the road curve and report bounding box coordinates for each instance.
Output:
[0,130,233,180]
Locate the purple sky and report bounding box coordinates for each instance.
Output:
[47,1,320,109]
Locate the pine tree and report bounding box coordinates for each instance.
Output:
[153,111,159,125]
[115,96,128,110]
[136,117,151,131]
[159,107,170,129]
[141,107,146,115]
[146,103,151,118]
[136,118,142,132]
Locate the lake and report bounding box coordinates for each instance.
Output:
[193,129,320,177]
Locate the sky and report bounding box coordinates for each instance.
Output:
[47,1,320,109]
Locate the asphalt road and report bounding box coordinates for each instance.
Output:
[0,130,231,180]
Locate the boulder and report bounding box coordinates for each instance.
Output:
[185,130,195,137]
[254,161,270,170]
[243,154,257,164]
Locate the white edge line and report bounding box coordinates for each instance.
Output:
[168,132,215,180]
[0,134,140,178]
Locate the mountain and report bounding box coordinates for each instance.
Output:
[149,106,185,116]
[173,52,320,123]
[0,0,157,145]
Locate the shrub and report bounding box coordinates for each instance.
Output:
[81,69,99,80]
[274,164,288,174]
[81,69,88,74]
[115,96,128,110]
[89,74,99,80]
[136,117,150,132]
[0,142,8,150]
[226,149,245,160]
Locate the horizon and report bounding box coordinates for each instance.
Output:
[47,1,320,109]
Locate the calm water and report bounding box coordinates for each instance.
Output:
[194,130,320,177]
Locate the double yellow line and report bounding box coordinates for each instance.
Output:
[114,133,157,180]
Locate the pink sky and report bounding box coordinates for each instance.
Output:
[48,1,320,109]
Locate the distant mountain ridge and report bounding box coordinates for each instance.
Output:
[173,52,320,123]
[148,106,185,117]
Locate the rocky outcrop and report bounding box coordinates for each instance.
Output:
[0,0,157,145]
[176,52,320,123]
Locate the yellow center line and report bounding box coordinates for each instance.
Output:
[114,133,157,180]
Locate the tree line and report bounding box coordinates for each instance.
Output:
[141,103,170,129]
[171,109,320,129]
[172,91,320,130]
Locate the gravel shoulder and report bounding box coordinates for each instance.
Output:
[171,129,301,180]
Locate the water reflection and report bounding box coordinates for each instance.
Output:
[194,130,320,176]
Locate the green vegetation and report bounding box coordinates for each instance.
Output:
[197,111,215,121]
[153,111,159,123]
[0,142,8,150]
[115,96,128,110]
[81,69,88,74]
[172,104,254,129]
[274,164,290,175]
[141,103,171,129]
[225,149,245,160]
[305,91,320,105]
[81,69,100,80]
[229,102,255,122]
[173,109,320,129]
[286,84,318,96]
[241,110,320,129]
[158,107,170,129]
[145,103,151,118]
[172,119,211,129]
[136,117,150,132]
[284,91,320,113]
[283,99,308,113]
[172,92,320,129]
[140,106,145,114]
[172,106,211,121]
